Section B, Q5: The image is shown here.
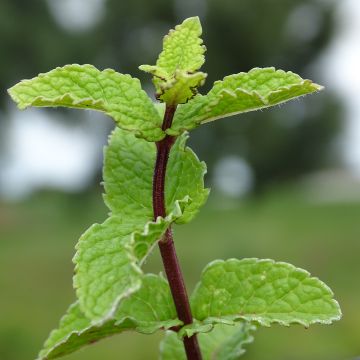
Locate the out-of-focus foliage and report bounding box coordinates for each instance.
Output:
[0,0,342,190]
[196,0,342,189]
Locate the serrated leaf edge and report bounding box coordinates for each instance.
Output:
[37,306,182,360]
[73,195,192,323]
[167,132,210,224]
[192,258,342,328]
[166,67,323,135]
[8,64,113,110]
[160,322,256,360]
[8,64,165,142]
[157,16,206,74]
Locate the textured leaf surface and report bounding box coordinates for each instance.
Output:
[160,323,254,360]
[140,17,205,78]
[156,16,205,73]
[103,128,155,219]
[166,133,209,224]
[158,70,207,105]
[104,128,209,224]
[75,129,208,320]
[73,215,170,321]
[139,17,206,104]
[168,68,323,135]
[191,258,341,327]
[38,275,181,360]
[8,64,164,141]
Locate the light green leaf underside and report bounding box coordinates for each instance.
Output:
[191,258,341,327]
[8,64,164,141]
[75,129,208,320]
[160,323,255,360]
[38,275,181,360]
[139,17,206,104]
[168,67,323,135]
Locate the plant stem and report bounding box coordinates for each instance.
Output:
[153,105,202,360]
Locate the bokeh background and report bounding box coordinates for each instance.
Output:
[1,0,359,359]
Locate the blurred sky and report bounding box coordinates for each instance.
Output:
[1,0,360,199]
[321,0,360,177]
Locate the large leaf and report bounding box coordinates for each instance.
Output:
[160,323,254,360]
[38,275,181,360]
[8,64,164,141]
[167,67,323,135]
[139,17,206,104]
[191,258,341,327]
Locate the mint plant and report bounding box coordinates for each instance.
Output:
[8,17,341,360]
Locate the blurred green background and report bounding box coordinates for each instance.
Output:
[1,0,359,359]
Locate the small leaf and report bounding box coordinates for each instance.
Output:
[158,70,207,105]
[168,67,323,135]
[139,17,207,104]
[166,132,210,224]
[38,275,181,360]
[160,323,255,360]
[191,258,341,327]
[8,64,164,141]
[157,16,205,73]
[140,17,205,78]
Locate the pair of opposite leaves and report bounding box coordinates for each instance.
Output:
[8,16,340,360]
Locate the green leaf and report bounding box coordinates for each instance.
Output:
[177,317,244,339]
[103,127,155,219]
[140,17,205,78]
[8,64,164,141]
[158,70,207,105]
[104,127,209,225]
[73,215,170,321]
[199,323,254,360]
[154,102,166,118]
[38,274,181,360]
[139,17,206,104]
[191,258,341,327]
[160,323,255,360]
[167,68,323,135]
[75,129,208,320]
[166,132,210,224]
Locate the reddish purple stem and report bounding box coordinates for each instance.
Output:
[152,105,202,360]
